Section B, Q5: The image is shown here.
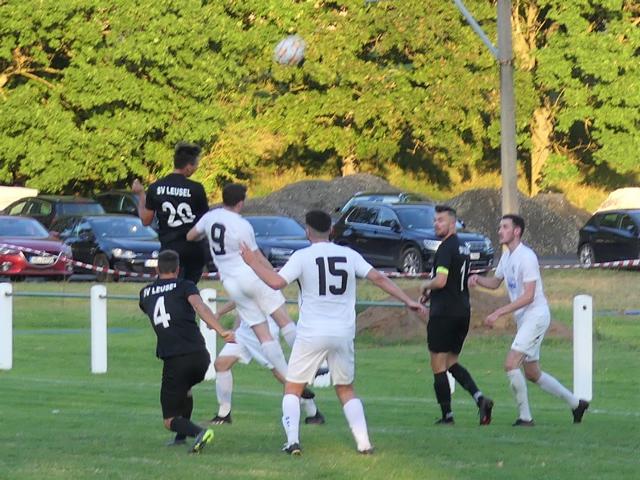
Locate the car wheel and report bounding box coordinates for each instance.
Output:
[399,246,423,274]
[578,244,595,267]
[93,253,113,282]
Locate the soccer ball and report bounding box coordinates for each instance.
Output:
[273,34,306,66]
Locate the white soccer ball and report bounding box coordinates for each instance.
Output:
[273,34,306,66]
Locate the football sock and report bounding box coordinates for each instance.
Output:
[175,395,194,441]
[282,394,301,445]
[434,372,453,419]
[536,371,580,409]
[301,398,318,417]
[343,398,372,451]
[261,340,289,378]
[448,363,481,403]
[215,370,233,417]
[169,417,202,438]
[280,323,297,348]
[507,369,533,421]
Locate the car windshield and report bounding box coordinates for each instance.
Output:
[61,203,105,216]
[248,217,305,237]
[396,207,435,229]
[0,217,49,237]
[90,217,157,239]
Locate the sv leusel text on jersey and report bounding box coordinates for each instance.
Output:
[142,282,177,298]
[156,186,192,197]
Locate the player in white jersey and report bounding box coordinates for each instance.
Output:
[469,214,589,426]
[208,300,324,426]
[186,184,301,393]
[240,210,426,455]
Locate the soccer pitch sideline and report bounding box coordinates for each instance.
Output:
[1,270,638,480]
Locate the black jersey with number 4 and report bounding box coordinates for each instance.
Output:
[139,278,206,359]
[145,173,209,245]
[429,234,471,317]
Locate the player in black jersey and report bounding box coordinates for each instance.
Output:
[419,205,493,426]
[139,250,235,453]
[133,142,210,283]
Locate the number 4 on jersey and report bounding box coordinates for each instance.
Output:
[153,296,171,328]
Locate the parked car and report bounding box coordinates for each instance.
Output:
[578,209,640,266]
[335,191,428,217]
[0,215,73,279]
[2,195,105,229]
[94,190,139,216]
[331,203,494,273]
[50,215,160,281]
[245,215,311,267]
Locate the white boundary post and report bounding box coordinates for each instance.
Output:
[91,285,108,374]
[573,294,593,401]
[200,288,217,381]
[0,283,12,370]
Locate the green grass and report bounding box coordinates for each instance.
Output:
[1,271,639,479]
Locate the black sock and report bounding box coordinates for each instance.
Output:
[175,396,194,441]
[448,363,480,404]
[433,372,452,418]
[169,416,202,438]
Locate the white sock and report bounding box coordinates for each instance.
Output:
[280,323,297,348]
[261,340,289,378]
[282,394,300,445]
[343,398,372,451]
[536,371,579,409]
[507,369,533,421]
[301,398,317,417]
[215,370,233,417]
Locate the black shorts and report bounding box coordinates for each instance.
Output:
[427,314,470,355]
[162,240,206,284]
[160,350,210,419]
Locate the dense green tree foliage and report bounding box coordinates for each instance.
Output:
[0,0,637,196]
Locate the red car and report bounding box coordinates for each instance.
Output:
[0,216,73,279]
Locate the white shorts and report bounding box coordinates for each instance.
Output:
[512,310,550,362]
[286,336,355,385]
[223,275,285,327]
[218,318,280,368]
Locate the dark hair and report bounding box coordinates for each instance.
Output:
[435,204,456,217]
[174,142,201,169]
[305,210,332,234]
[158,249,180,273]
[502,214,526,236]
[222,183,247,207]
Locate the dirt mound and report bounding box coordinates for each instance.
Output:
[449,189,591,256]
[356,286,571,342]
[243,174,399,223]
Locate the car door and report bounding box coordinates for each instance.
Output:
[370,206,402,267]
[615,214,639,261]
[63,219,96,265]
[338,206,379,262]
[594,212,621,261]
[23,198,54,227]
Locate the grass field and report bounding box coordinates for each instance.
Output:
[1,270,639,479]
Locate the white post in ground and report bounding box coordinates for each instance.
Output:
[90,285,108,374]
[200,288,217,381]
[573,294,593,401]
[0,283,12,370]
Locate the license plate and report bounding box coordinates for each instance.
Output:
[30,256,55,265]
[470,252,480,260]
[144,259,158,267]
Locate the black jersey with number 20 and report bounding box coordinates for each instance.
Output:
[429,234,471,317]
[139,278,206,359]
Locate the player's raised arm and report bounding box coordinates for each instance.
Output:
[469,274,503,290]
[239,242,288,289]
[366,268,427,315]
[132,178,155,226]
[188,294,235,343]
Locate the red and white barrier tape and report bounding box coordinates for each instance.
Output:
[1,242,639,280]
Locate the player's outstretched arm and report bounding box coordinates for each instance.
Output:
[469,274,502,290]
[366,269,428,315]
[485,281,535,327]
[239,242,288,290]
[131,179,155,226]
[188,294,235,343]
[186,225,204,242]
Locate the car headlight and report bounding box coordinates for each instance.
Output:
[0,247,19,255]
[112,248,137,259]
[270,247,294,257]
[422,239,442,251]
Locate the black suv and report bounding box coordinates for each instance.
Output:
[2,195,105,229]
[332,203,494,273]
[578,209,640,266]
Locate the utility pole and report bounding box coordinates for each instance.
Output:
[453,0,519,215]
